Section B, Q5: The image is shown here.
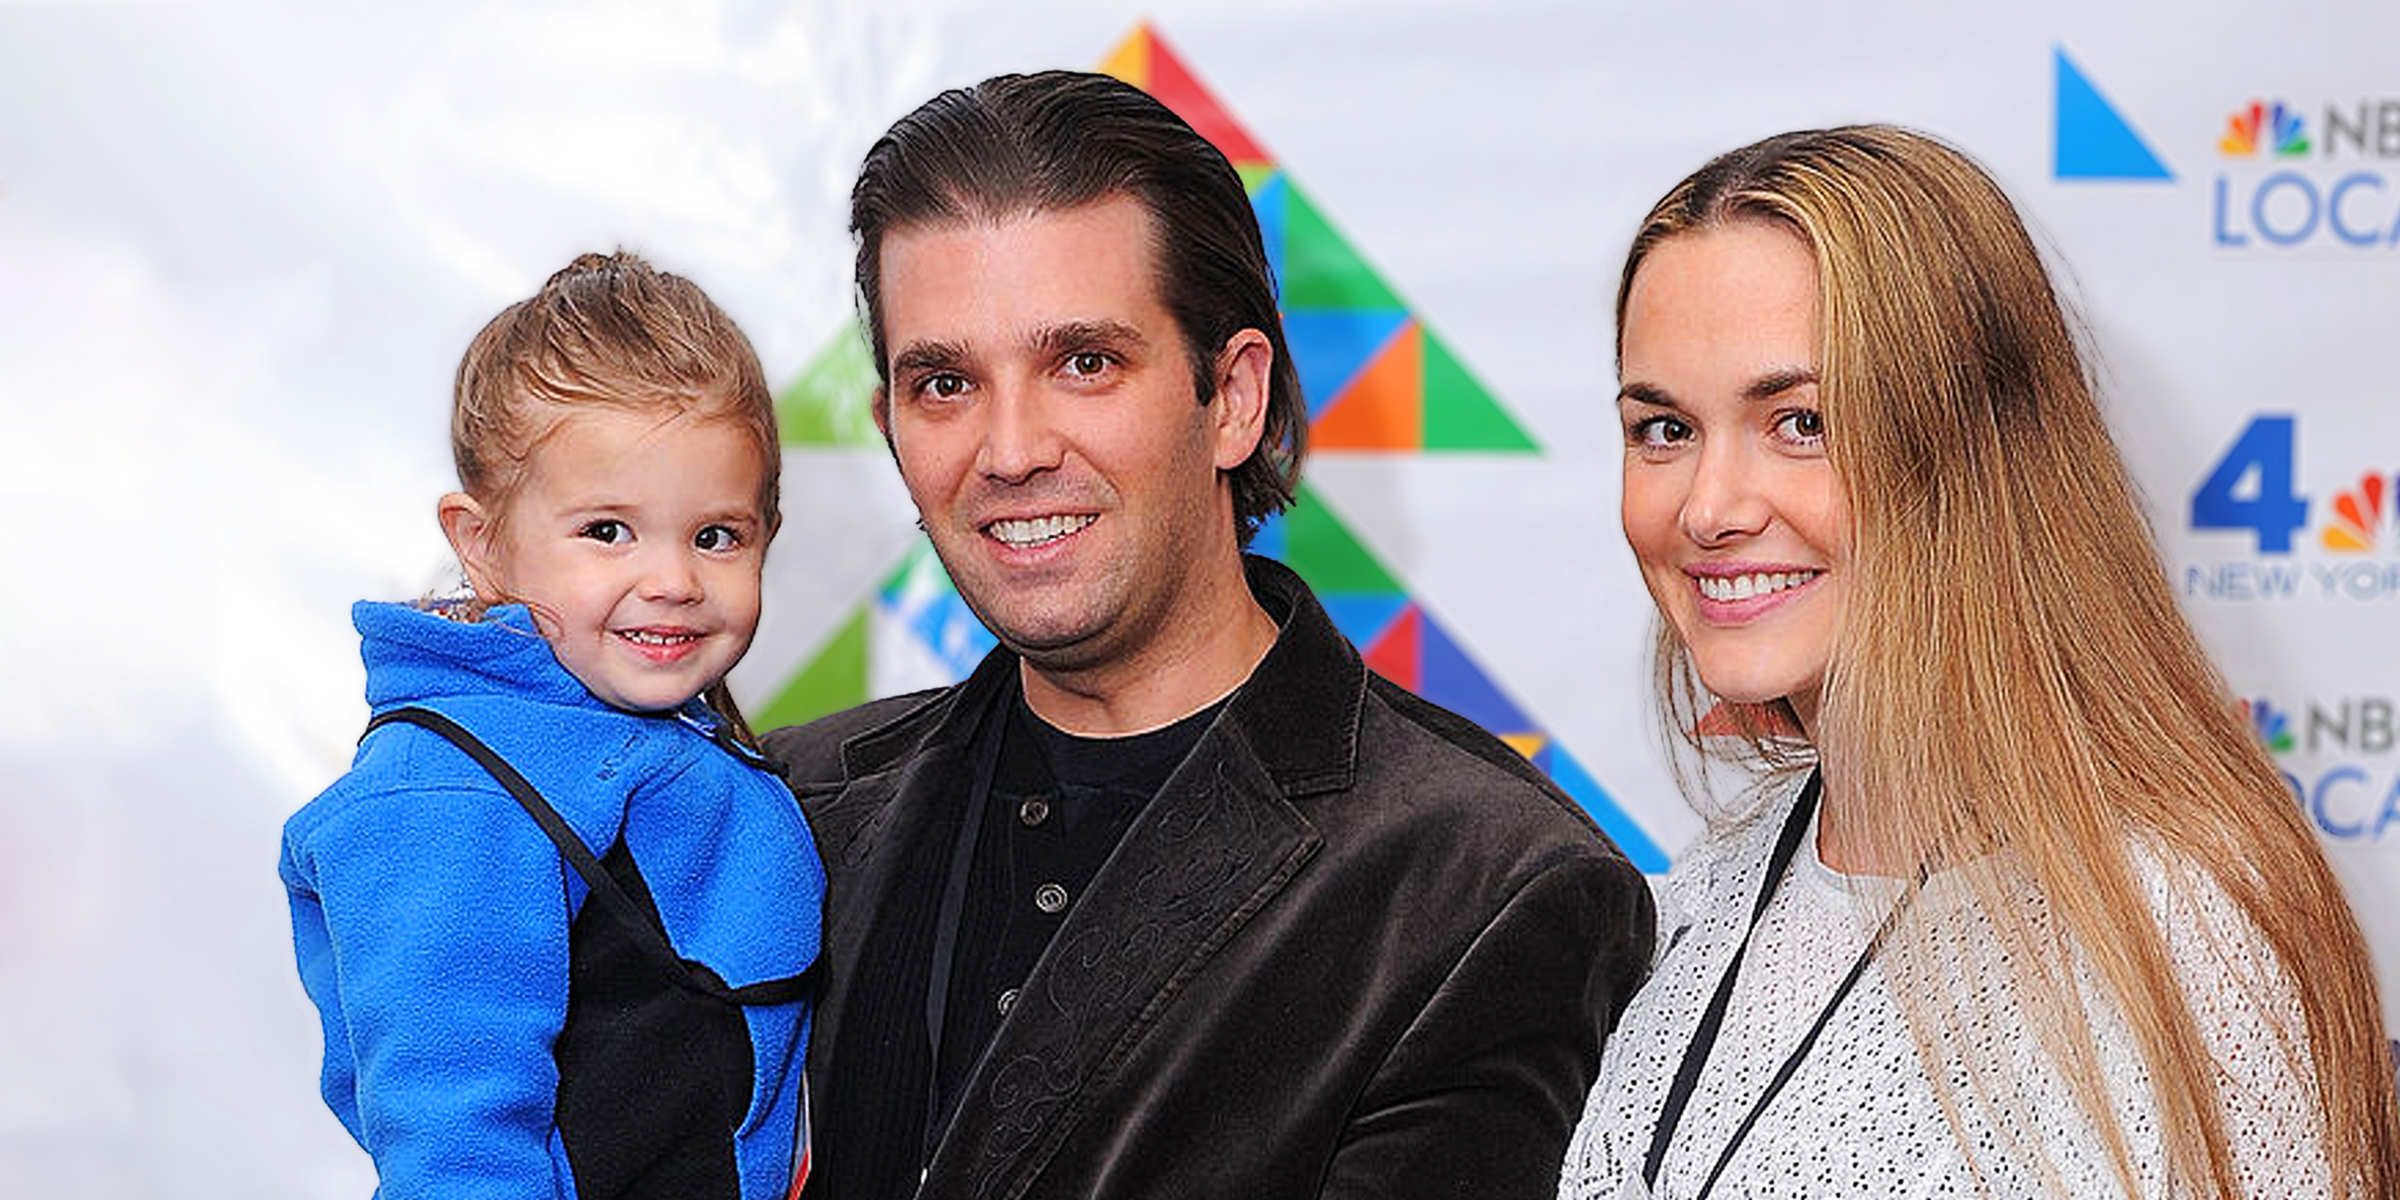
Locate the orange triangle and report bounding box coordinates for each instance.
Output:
[1097,25,1150,88]
[1133,25,1270,167]
[1313,321,1422,450]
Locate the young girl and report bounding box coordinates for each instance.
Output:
[281,252,824,1200]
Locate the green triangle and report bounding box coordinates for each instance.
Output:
[879,537,957,596]
[1281,484,1400,593]
[776,326,884,447]
[1280,183,1402,311]
[752,604,869,728]
[1237,163,1278,196]
[1422,328,1537,451]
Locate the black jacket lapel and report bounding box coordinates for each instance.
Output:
[923,732,1320,1200]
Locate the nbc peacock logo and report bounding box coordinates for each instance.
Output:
[2245,698,2298,755]
[2321,471,2394,553]
[2220,99,2312,158]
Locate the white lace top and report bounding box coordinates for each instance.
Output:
[1557,782,2336,1200]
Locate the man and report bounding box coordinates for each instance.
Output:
[765,70,1653,1200]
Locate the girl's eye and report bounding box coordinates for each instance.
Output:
[1776,409,1827,443]
[694,524,741,552]
[578,519,629,544]
[1628,414,1692,449]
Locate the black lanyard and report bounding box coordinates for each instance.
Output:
[1640,771,1917,1199]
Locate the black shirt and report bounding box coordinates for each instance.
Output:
[932,692,1226,1133]
[831,680,1228,1190]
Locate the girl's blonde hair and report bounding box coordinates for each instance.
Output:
[1621,125,2398,1198]
[452,251,780,746]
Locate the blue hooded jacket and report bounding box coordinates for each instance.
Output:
[281,602,823,1199]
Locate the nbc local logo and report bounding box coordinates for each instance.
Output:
[2050,48,2400,248]
[2242,694,2400,843]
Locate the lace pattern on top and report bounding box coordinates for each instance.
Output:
[1557,786,2334,1200]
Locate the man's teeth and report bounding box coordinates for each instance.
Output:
[1697,571,1817,602]
[988,514,1096,547]
[621,629,696,645]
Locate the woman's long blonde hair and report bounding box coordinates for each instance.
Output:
[1620,126,2398,1198]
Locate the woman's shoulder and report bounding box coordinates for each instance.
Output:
[1657,771,1812,914]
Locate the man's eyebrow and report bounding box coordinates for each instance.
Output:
[1030,319,1148,359]
[1743,366,1819,401]
[889,339,969,378]
[1617,381,1676,407]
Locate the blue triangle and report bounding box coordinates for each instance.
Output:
[1316,593,1409,646]
[1248,510,1288,561]
[1252,172,1289,301]
[1282,309,1409,420]
[2054,47,2172,181]
[1548,749,1668,872]
[1417,611,1532,734]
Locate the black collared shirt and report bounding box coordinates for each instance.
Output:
[930,694,1226,1131]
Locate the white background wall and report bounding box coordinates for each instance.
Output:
[1,1,2391,1193]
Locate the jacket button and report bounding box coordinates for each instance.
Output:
[1033,882,1069,914]
[997,987,1019,1016]
[1018,797,1050,827]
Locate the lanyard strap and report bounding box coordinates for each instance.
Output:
[1640,771,1915,1199]
[364,706,814,1007]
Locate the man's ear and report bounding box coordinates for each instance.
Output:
[437,492,506,604]
[1209,329,1273,471]
[871,384,893,445]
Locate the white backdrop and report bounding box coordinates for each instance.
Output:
[2,1,2392,1193]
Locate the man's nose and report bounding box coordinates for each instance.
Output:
[975,380,1064,483]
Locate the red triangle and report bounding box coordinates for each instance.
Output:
[1362,605,1422,690]
[1313,321,1423,450]
[1139,27,1271,167]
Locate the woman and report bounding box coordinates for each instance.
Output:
[1559,126,2399,1200]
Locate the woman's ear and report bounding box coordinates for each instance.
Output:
[437,492,506,603]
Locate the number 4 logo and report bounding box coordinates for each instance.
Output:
[2189,415,2310,554]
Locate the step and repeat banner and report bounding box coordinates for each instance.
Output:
[1,0,2390,1193]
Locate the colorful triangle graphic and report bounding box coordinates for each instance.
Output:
[755,23,1658,869]
[2053,46,2173,182]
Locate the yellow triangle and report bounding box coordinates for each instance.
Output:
[1097,25,1151,87]
[1501,734,1547,761]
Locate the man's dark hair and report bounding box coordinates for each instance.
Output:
[851,69,1305,543]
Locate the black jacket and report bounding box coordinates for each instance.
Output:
[765,557,1654,1200]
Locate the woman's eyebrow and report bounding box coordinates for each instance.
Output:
[1743,366,1819,402]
